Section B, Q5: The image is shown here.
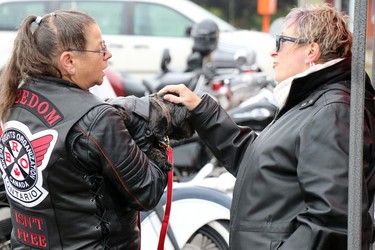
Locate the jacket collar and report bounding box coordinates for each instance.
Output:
[284,57,352,110]
[278,57,375,115]
[31,75,81,89]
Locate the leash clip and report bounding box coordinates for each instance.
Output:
[159,136,173,164]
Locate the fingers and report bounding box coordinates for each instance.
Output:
[158,84,201,111]
[158,84,187,104]
[158,84,185,96]
[162,93,183,104]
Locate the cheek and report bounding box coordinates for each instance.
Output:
[275,54,306,82]
[91,64,105,84]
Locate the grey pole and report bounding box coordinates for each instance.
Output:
[335,0,342,10]
[348,0,367,249]
[372,1,375,88]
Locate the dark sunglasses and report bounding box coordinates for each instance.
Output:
[275,35,307,52]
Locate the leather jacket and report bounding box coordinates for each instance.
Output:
[190,58,375,250]
[0,76,168,249]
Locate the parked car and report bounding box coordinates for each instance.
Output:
[0,0,275,79]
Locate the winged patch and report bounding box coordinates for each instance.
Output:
[31,135,54,167]
[0,121,58,207]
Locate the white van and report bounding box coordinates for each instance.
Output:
[0,0,275,79]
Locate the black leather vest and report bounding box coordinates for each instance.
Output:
[0,77,106,249]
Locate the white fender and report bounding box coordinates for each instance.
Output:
[141,186,231,249]
[170,198,230,247]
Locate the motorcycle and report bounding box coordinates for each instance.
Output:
[104,39,278,181]
[137,76,276,249]
[93,69,275,250]
[140,178,232,249]
[106,18,260,110]
[94,19,277,249]
[170,79,277,181]
[0,19,276,250]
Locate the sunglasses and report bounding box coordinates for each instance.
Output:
[68,40,107,58]
[275,35,307,52]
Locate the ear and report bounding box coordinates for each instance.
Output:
[59,51,76,75]
[305,42,320,64]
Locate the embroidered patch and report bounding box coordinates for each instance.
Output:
[13,209,48,248]
[0,121,57,207]
[14,89,63,127]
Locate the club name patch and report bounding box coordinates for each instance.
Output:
[14,209,49,248]
[14,89,63,127]
[0,121,57,207]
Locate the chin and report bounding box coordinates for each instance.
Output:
[274,73,287,83]
[95,80,103,86]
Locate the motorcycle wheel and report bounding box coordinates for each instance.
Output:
[0,241,11,250]
[182,220,229,250]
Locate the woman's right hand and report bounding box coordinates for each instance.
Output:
[158,84,202,111]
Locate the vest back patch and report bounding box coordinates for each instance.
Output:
[14,89,63,127]
[0,121,57,207]
[13,209,48,248]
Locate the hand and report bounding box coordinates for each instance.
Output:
[158,84,202,111]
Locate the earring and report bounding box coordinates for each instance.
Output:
[309,61,316,67]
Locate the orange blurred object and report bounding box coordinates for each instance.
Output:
[257,0,277,15]
[257,0,277,32]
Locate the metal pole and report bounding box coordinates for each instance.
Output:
[335,0,342,10]
[348,0,368,249]
[228,0,235,26]
[372,0,375,87]
[349,0,355,31]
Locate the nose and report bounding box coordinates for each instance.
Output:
[270,48,277,58]
[104,49,112,60]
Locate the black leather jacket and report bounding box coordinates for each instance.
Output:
[0,77,168,249]
[190,58,375,250]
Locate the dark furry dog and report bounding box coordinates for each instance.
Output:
[108,94,195,170]
[148,93,195,141]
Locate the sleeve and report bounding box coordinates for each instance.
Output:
[190,94,257,176]
[280,103,352,250]
[107,96,172,170]
[69,105,168,211]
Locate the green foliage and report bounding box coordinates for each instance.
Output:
[206,7,225,20]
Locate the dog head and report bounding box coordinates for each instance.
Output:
[110,94,194,141]
[109,94,194,171]
[148,93,194,141]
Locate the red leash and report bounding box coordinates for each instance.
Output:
[157,143,174,250]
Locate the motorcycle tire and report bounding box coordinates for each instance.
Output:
[183,220,229,250]
[141,185,231,250]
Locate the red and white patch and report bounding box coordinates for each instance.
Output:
[0,121,58,207]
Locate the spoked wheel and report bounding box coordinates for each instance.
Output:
[182,220,229,250]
